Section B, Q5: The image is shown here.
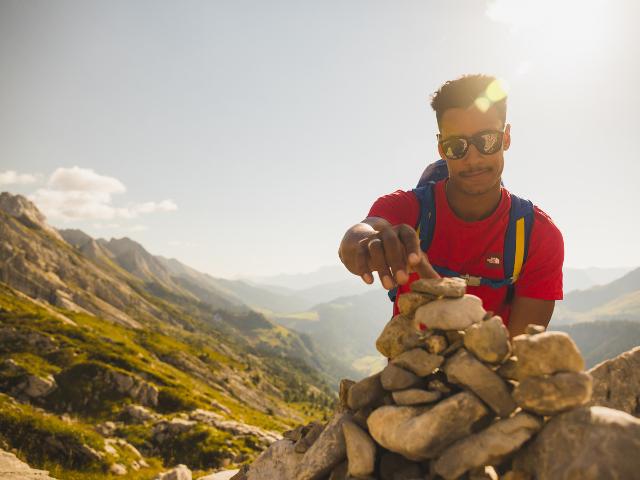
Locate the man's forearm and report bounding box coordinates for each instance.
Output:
[508,296,555,337]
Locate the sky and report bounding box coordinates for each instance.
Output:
[1,0,639,279]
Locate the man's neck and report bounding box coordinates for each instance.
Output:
[445,180,503,222]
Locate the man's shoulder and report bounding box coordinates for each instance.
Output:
[504,189,563,242]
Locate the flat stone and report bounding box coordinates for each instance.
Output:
[391,348,444,377]
[464,316,511,364]
[410,277,466,298]
[414,295,485,331]
[434,412,543,479]
[327,461,348,480]
[392,388,441,405]
[295,422,325,453]
[380,364,422,391]
[524,324,546,335]
[588,346,640,416]
[514,406,640,480]
[398,292,433,316]
[424,334,448,354]
[342,421,376,478]
[347,373,386,411]
[297,412,351,480]
[513,371,593,416]
[379,452,423,480]
[367,391,490,460]
[513,331,584,378]
[376,314,422,359]
[444,349,517,417]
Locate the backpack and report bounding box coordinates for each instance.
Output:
[388,159,534,303]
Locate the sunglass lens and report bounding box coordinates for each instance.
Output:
[442,138,467,159]
[479,132,501,154]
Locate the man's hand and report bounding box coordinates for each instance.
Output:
[338,217,440,290]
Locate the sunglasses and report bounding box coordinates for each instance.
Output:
[437,129,505,160]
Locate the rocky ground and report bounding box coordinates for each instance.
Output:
[235,278,640,480]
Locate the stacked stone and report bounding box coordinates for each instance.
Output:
[327,278,591,480]
[233,278,600,480]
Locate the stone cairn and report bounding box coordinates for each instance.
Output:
[233,278,625,480]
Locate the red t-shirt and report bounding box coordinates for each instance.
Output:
[367,180,564,325]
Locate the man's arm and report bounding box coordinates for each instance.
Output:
[507,296,555,337]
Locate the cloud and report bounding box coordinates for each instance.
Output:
[0,170,39,186]
[29,166,177,222]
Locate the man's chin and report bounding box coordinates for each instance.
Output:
[455,177,501,196]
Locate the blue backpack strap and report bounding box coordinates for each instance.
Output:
[417,159,449,188]
[503,193,535,291]
[387,182,437,303]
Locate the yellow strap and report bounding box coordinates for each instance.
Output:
[512,217,525,282]
[416,224,421,237]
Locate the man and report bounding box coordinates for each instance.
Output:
[338,74,563,337]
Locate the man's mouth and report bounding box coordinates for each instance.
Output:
[460,168,491,178]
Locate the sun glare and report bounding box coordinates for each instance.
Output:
[486,0,610,59]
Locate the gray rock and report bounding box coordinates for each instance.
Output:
[0,448,58,479]
[392,388,441,405]
[496,356,521,381]
[588,346,640,416]
[155,464,192,480]
[367,391,490,460]
[514,406,640,480]
[297,412,351,480]
[434,412,543,479]
[398,292,433,316]
[381,364,422,391]
[410,277,466,298]
[376,315,422,359]
[414,295,485,331]
[463,316,511,364]
[295,422,325,454]
[379,451,423,480]
[109,463,127,476]
[444,349,517,417]
[339,379,355,409]
[120,404,159,424]
[342,421,376,478]
[15,374,57,399]
[513,331,584,378]
[391,348,444,377]
[424,334,448,354]
[327,461,348,480]
[513,371,593,416]
[347,373,386,411]
[245,439,302,480]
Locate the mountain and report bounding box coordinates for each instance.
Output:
[0,191,341,479]
[552,267,640,325]
[563,266,633,293]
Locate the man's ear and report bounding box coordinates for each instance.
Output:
[503,123,511,151]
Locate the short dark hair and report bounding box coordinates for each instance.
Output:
[430,74,507,129]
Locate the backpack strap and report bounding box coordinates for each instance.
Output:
[387,182,437,303]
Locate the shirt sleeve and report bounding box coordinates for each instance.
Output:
[367,189,420,227]
[514,207,564,300]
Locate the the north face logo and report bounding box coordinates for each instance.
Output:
[485,254,502,267]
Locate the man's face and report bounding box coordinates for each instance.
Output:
[437,105,511,196]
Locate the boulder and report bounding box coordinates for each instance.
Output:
[588,346,640,416]
[367,391,489,460]
[444,349,516,417]
[379,451,423,480]
[513,372,593,416]
[380,364,422,391]
[514,406,640,480]
[391,388,441,406]
[347,373,386,411]
[245,440,301,480]
[375,315,422,359]
[342,421,376,478]
[512,332,584,378]
[296,412,351,480]
[414,295,485,331]
[391,348,444,377]
[433,413,543,479]
[463,316,510,364]
[155,464,192,480]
